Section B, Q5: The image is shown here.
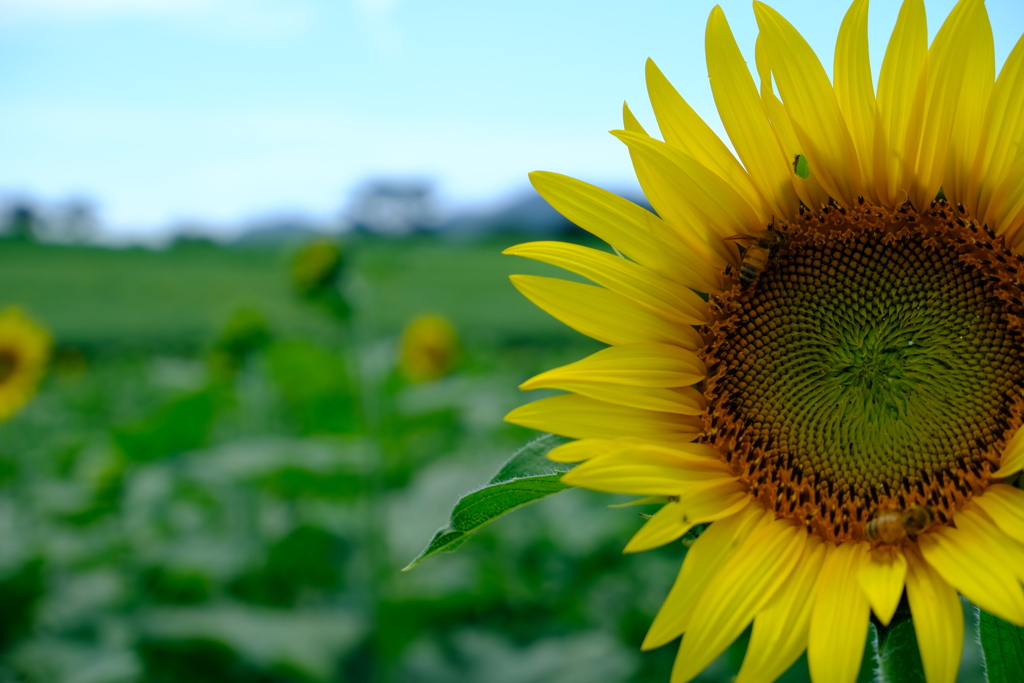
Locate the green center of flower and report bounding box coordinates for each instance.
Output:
[702,202,1024,542]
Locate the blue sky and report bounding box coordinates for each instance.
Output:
[0,0,1021,235]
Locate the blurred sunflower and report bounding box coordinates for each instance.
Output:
[399,314,460,383]
[505,1,1024,682]
[290,240,351,321]
[290,240,344,297]
[0,307,51,421]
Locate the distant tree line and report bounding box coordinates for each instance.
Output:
[0,198,98,244]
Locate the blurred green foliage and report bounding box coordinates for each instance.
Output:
[0,235,974,683]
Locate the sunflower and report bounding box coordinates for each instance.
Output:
[399,314,460,383]
[0,307,50,421]
[504,1,1024,682]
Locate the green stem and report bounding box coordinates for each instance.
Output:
[874,612,928,683]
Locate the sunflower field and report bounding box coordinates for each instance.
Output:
[0,234,747,683]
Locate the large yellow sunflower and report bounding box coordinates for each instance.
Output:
[0,307,51,421]
[504,1,1024,682]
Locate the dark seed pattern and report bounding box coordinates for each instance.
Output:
[700,201,1024,542]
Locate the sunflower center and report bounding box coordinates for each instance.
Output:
[0,349,17,384]
[701,201,1024,542]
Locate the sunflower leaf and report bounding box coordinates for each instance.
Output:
[403,433,573,570]
[874,611,926,683]
[979,609,1024,683]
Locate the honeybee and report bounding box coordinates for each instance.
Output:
[724,221,787,288]
[865,505,936,544]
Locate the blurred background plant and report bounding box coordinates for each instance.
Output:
[290,241,351,324]
[398,315,460,384]
[0,307,51,421]
[0,226,799,683]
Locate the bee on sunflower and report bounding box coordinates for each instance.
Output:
[504,1,1024,682]
[0,307,51,422]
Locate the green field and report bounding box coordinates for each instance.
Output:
[0,236,585,353]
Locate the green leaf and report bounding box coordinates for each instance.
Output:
[979,609,1024,683]
[113,388,227,462]
[874,609,926,683]
[792,154,810,179]
[265,340,359,435]
[403,433,573,570]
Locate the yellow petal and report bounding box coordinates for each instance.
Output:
[970,483,1024,545]
[808,543,871,683]
[753,34,831,210]
[611,130,761,263]
[671,520,807,683]
[911,0,989,209]
[857,546,908,626]
[646,58,770,222]
[618,112,735,270]
[504,241,708,325]
[754,1,861,206]
[989,155,1024,246]
[905,548,963,683]
[624,483,752,553]
[954,507,1024,585]
[528,171,726,293]
[509,275,702,349]
[943,2,993,206]
[993,424,1024,478]
[505,394,701,443]
[833,0,875,195]
[643,504,771,650]
[622,102,682,250]
[546,438,636,463]
[622,99,646,135]
[918,521,1024,626]
[705,6,799,220]
[734,537,827,683]
[526,381,704,416]
[972,33,1024,220]
[873,0,927,206]
[521,343,705,391]
[559,443,733,496]
[608,495,670,509]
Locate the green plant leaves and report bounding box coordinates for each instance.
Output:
[874,610,926,683]
[113,388,227,462]
[979,609,1024,683]
[403,433,573,570]
[265,340,360,435]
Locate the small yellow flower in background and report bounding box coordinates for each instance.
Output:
[0,307,51,421]
[399,314,459,383]
[505,1,1024,682]
[290,240,344,297]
